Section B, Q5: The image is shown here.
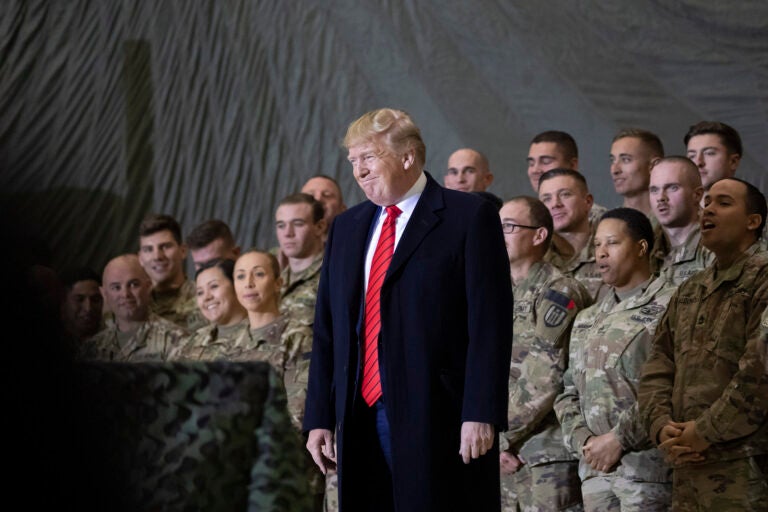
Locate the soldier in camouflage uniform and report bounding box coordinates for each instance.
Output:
[608,129,664,218]
[639,178,768,511]
[648,156,714,286]
[234,248,323,509]
[275,193,326,328]
[138,213,206,330]
[539,169,607,301]
[526,130,608,227]
[175,258,248,360]
[498,197,592,512]
[60,267,104,343]
[301,174,348,241]
[80,254,188,361]
[186,219,242,270]
[554,208,675,511]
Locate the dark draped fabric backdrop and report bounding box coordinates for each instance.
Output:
[1,0,766,273]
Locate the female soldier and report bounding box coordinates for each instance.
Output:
[177,258,248,359]
[554,208,675,511]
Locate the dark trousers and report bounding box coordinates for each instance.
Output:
[339,396,395,512]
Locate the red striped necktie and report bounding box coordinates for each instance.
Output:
[361,205,402,406]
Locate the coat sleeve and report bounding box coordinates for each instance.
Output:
[695,275,768,444]
[302,219,338,432]
[461,200,513,428]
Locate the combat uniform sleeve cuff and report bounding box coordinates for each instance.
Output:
[572,428,592,454]
[694,414,718,445]
[499,434,510,452]
[610,425,630,451]
[649,415,672,446]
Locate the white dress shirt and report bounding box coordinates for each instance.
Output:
[363,172,427,290]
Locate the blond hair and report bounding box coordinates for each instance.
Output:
[343,108,426,167]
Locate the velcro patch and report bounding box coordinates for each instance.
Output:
[544,304,568,327]
[544,289,576,310]
[640,304,665,316]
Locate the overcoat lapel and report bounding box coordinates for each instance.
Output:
[384,175,444,285]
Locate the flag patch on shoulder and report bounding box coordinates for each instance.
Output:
[544,289,575,310]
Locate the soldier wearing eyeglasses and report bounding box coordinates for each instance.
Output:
[498,196,593,512]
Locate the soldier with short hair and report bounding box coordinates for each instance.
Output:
[186,219,241,270]
[639,178,768,511]
[648,156,713,285]
[498,196,592,512]
[527,130,607,223]
[444,148,494,192]
[609,128,664,218]
[275,193,325,329]
[60,267,104,343]
[138,213,205,330]
[80,254,188,361]
[554,208,675,511]
[539,169,606,301]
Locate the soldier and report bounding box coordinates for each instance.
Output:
[498,196,592,512]
[539,169,606,301]
[186,219,241,270]
[684,121,742,190]
[60,267,104,342]
[138,213,205,330]
[648,156,713,285]
[233,248,322,509]
[527,130,606,223]
[80,254,188,361]
[444,148,494,192]
[554,208,675,511]
[175,258,248,361]
[639,178,768,511]
[684,121,767,247]
[301,175,347,235]
[275,193,325,328]
[609,129,664,218]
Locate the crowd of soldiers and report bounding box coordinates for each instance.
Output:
[56,120,766,511]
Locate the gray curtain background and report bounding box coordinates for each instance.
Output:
[2,0,766,274]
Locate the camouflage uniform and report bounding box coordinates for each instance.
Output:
[280,254,323,328]
[650,224,714,286]
[545,220,606,301]
[176,315,311,428]
[639,244,768,511]
[588,203,608,225]
[79,313,189,362]
[278,257,327,511]
[174,319,250,361]
[150,279,207,330]
[762,306,768,374]
[554,277,675,511]
[500,261,592,512]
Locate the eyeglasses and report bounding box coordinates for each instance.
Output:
[501,222,540,234]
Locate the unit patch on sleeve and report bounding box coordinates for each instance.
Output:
[543,289,575,327]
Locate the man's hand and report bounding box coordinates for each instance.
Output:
[582,432,622,473]
[307,428,337,474]
[499,450,522,475]
[459,422,495,464]
[658,420,709,466]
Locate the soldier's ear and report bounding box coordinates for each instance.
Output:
[532,227,548,247]
[638,239,648,258]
